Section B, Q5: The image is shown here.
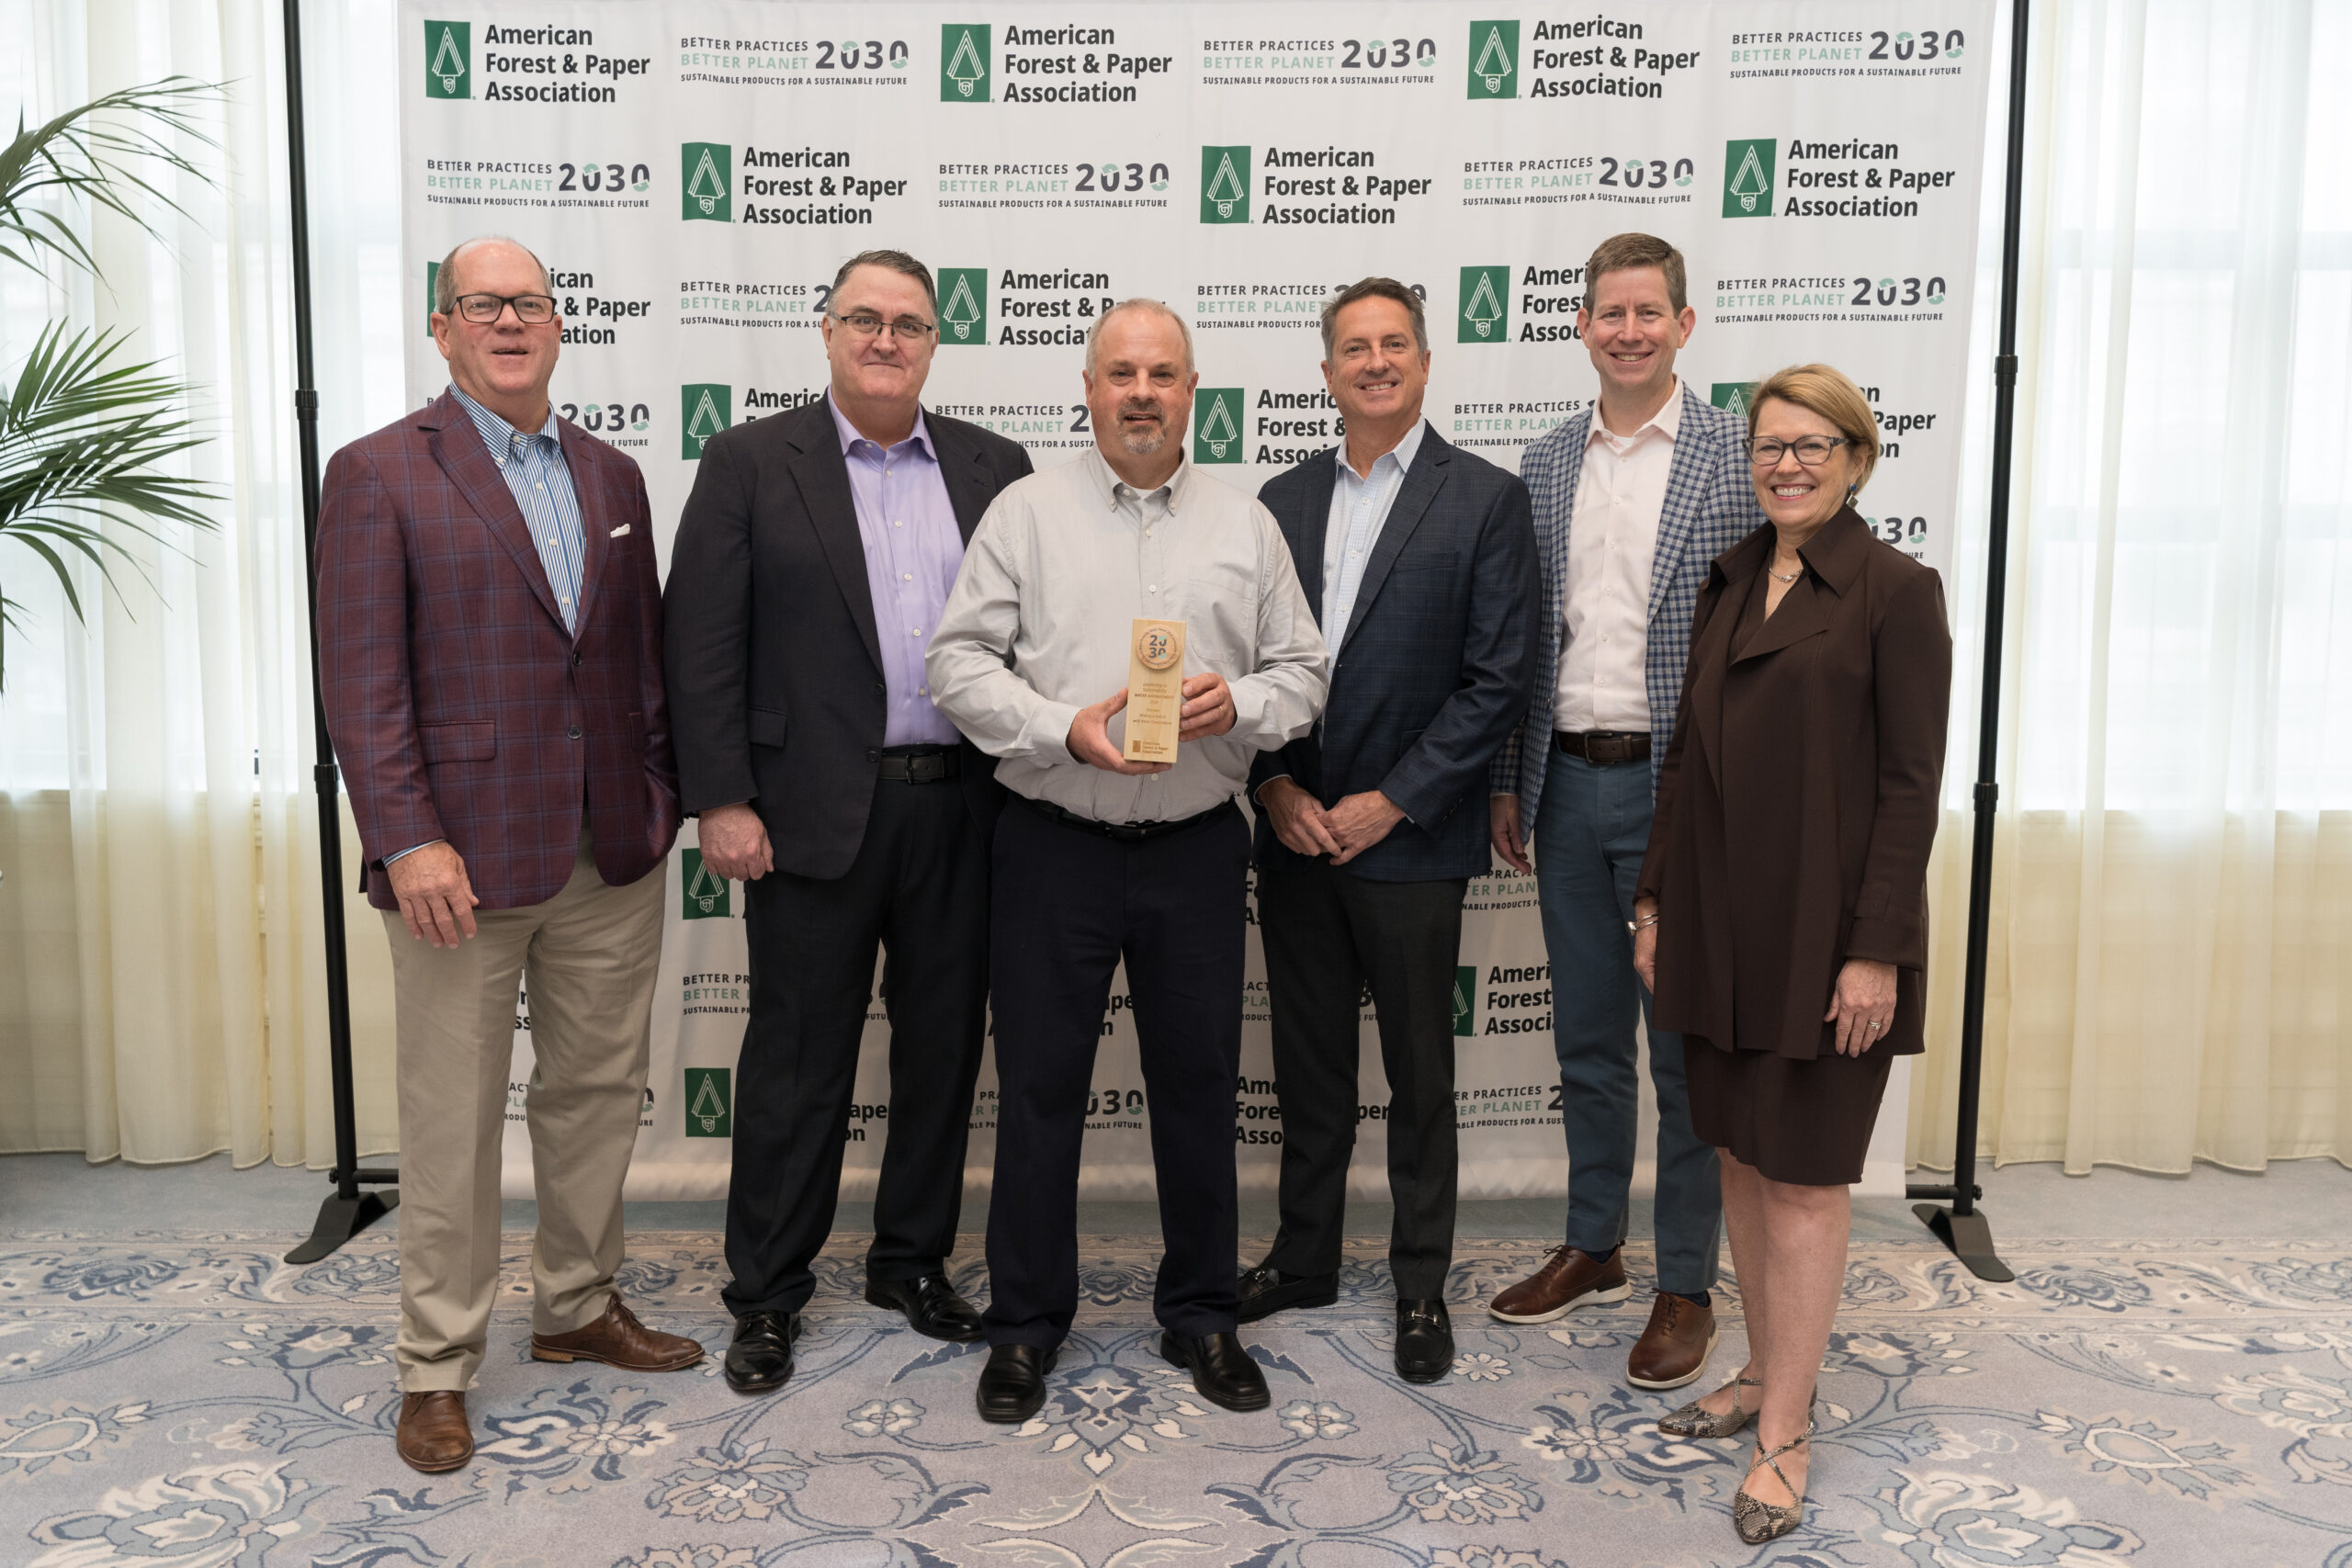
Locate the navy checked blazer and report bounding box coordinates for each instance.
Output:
[1494,382,1765,818]
[1250,424,1538,882]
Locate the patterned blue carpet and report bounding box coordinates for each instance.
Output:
[2,1229,2348,1566]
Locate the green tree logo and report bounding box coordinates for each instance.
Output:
[681,384,730,459]
[1453,965,1477,1036]
[1459,265,1510,343]
[424,261,438,338]
[682,142,731,221]
[1711,382,1757,416]
[424,21,469,98]
[936,268,988,344]
[1200,146,1250,223]
[681,848,730,918]
[684,1067,732,1136]
[941,24,990,100]
[1466,21,1518,97]
[1193,389,1245,464]
[1724,139,1776,218]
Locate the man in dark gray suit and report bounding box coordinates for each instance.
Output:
[665,250,1033,1393]
[1239,277,1538,1382]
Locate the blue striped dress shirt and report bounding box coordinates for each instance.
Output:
[450,382,586,634]
[387,386,586,869]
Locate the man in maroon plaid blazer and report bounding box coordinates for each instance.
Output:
[316,236,701,1477]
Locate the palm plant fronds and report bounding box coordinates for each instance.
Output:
[0,77,222,279]
[0,321,218,686]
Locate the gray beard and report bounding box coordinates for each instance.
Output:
[1115,411,1168,455]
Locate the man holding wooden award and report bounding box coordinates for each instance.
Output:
[927,299,1329,1424]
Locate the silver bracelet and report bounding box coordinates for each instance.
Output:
[1625,912,1660,933]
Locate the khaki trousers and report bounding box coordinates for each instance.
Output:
[382,833,664,1391]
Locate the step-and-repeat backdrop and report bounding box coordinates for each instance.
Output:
[394,1,1992,1201]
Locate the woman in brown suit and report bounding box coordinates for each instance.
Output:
[1631,364,1951,1543]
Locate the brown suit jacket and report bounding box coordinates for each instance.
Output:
[1637,506,1951,1058]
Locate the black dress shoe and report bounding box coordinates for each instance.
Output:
[1160,1331,1272,1412]
[723,1310,802,1394]
[1235,1262,1340,1325]
[1395,1299,1454,1384]
[865,1272,984,1342]
[976,1343,1057,1424]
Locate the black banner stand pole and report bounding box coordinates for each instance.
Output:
[283,0,399,1265]
[1904,0,2028,1284]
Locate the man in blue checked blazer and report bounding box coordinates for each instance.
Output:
[1484,235,1766,1393]
[1237,278,1537,1383]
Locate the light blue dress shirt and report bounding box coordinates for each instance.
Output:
[1322,418,1428,655]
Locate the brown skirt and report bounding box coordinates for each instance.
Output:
[1683,1037,1894,1186]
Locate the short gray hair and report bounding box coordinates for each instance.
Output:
[1085,298,1194,375]
[1319,277,1428,361]
[435,236,552,313]
[831,249,938,316]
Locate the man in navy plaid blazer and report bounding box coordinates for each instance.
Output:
[1237,279,1537,1382]
[1485,235,1765,1393]
[317,238,700,1477]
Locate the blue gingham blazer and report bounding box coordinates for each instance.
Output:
[1493,382,1764,817]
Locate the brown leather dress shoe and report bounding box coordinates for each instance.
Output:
[396,1391,472,1473]
[530,1295,704,1371]
[1487,1245,1633,1324]
[1627,1291,1718,1390]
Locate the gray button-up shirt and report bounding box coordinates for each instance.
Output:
[927,448,1329,824]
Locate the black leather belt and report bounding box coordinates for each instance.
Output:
[1017,793,1236,843]
[1555,730,1651,766]
[874,745,961,784]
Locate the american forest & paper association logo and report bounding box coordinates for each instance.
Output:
[681,385,730,458]
[1724,139,1777,218]
[936,268,988,344]
[682,142,731,221]
[424,20,469,98]
[1466,21,1518,98]
[1459,266,1510,343]
[941,24,990,101]
[1200,146,1250,223]
[1193,389,1244,464]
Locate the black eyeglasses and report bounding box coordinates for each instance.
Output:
[452,292,557,324]
[831,310,937,341]
[1747,436,1850,467]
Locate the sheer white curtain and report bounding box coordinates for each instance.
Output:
[0,0,403,1167]
[1909,0,2352,1173]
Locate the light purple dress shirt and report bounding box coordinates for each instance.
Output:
[829,392,967,747]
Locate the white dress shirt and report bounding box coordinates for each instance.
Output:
[1322,419,1428,654]
[927,448,1329,824]
[1553,379,1681,733]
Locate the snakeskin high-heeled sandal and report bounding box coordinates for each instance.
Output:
[1657,1375,1761,1438]
[1731,1418,1815,1543]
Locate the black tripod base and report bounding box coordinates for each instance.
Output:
[285,1189,399,1265]
[1913,1202,2016,1282]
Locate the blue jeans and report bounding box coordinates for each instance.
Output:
[1534,752,1723,1295]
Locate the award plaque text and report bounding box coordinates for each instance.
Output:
[1122,618,1187,762]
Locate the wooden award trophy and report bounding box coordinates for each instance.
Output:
[1122,618,1187,763]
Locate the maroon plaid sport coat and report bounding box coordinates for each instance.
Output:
[316,389,679,911]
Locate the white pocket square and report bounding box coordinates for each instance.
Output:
[609,524,631,537]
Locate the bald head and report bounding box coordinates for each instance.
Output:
[435,236,552,313]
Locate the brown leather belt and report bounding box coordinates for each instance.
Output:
[1555,730,1651,766]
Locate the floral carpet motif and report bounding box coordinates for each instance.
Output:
[1,1230,2348,1565]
